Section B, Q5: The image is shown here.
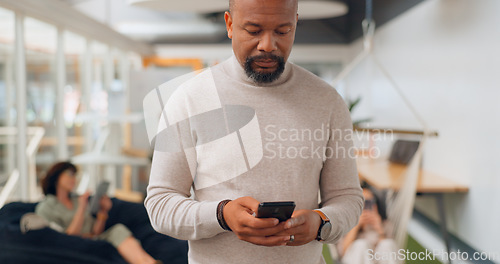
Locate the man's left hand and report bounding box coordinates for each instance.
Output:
[275,209,322,246]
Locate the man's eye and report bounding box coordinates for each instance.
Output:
[276,29,291,35]
[247,30,260,35]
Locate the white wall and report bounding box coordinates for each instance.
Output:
[343,0,500,255]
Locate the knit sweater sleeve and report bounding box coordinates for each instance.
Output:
[144,87,225,241]
[317,91,364,244]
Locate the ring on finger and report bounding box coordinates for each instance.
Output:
[289,235,295,242]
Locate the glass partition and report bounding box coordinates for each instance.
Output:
[24,17,57,168]
[0,2,147,202]
[87,41,109,150]
[0,7,15,181]
[64,30,86,156]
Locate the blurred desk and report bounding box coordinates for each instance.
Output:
[357,158,469,193]
[356,157,468,262]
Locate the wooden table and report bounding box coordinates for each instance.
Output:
[357,157,469,193]
[356,157,468,262]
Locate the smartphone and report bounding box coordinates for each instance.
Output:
[255,201,296,222]
[88,181,110,215]
[364,199,374,210]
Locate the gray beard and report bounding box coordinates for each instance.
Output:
[244,55,285,84]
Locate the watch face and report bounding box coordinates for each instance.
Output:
[320,222,332,240]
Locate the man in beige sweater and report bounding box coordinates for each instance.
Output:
[144,0,363,263]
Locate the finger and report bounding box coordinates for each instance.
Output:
[285,235,307,247]
[233,204,280,229]
[274,224,307,237]
[286,240,305,247]
[237,196,261,214]
[243,214,280,229]
[226,204,280,233]
[240,235,290,247]
[284,215,306,229]
[285,231,313,247]
[237,222,287,236]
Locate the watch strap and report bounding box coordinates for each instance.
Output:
[313,209,329,222]
[313,210,330,241]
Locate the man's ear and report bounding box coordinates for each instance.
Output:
[224,11,233,39]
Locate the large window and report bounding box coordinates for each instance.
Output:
[64,31,86,156]
[0,1,149,201]
[0,7,15,180]
[24,17,57,166]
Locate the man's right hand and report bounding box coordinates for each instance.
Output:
[223,196,290,246]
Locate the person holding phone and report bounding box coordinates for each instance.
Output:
[338,186,399,264]
[35,162,160,264]
[144,0,363,263]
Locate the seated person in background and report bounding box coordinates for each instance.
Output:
[337,184,399,264]
[35,161,161,264]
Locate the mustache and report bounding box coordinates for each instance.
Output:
[247,54,283,62]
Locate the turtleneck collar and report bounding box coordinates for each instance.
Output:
[222,54,293,88]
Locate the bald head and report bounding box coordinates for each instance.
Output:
[229,0,298,14]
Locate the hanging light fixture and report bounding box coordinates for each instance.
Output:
[298,0,348,20]
[128,0,228,13]
[129,0,348,19]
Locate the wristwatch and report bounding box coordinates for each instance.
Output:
[313,210,331,241]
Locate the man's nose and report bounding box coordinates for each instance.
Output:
[257,32,277,53]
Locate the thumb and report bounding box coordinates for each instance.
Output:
[285,214,306,229]
[238,196,261,214]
